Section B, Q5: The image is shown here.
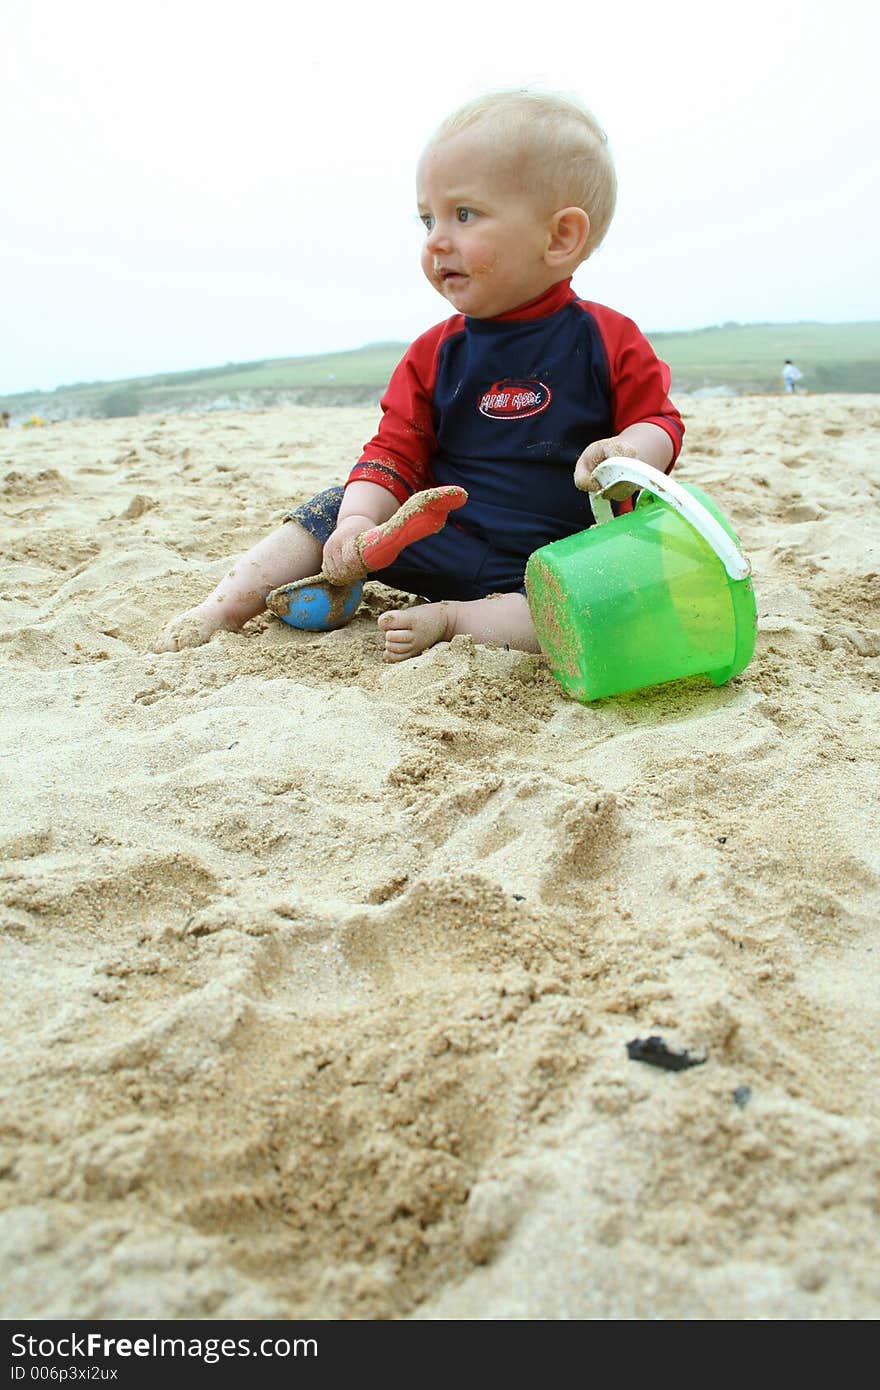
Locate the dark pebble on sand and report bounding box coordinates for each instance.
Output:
[626,1035,707,1071]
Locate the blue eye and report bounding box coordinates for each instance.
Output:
[456,207,474,223]
[421,214,435,232]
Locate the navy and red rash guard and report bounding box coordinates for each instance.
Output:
[347,278,684,561]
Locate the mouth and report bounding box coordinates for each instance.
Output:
[436,267,468,285]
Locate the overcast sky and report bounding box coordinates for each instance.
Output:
[2,0,878,394]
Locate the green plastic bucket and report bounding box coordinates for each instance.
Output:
[525,460,757,703]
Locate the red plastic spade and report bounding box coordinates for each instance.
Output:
[356,485,467,568]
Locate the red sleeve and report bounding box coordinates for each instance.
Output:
[346,317,462,505]
[581,301,684,465]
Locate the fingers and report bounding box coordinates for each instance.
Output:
[573,460,602,493]
[602,482,640,501]
[573,438,639,492]
[322,532,368,585]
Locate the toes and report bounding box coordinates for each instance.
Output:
[377,610,403,631]
[153,611,213,652]
[382,621,415,663]
[152,629,180,654]
[383,638,413,663]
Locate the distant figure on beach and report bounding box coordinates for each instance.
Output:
[0,412,9,429]
[782,359,803,393]
[155,89,684,661]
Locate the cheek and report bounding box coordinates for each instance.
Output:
[463,231,500,278]
[467,247,498,278]
[419,244,436,280]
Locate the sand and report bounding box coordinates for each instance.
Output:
[1,393,878,1321]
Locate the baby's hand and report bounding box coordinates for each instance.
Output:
[321,519,370,585]
[574,437,640,499]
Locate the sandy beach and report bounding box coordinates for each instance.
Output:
[1,392,878,1320]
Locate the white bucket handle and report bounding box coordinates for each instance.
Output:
[588,459,751,581]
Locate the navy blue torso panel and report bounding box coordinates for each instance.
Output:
[430,303,614,558]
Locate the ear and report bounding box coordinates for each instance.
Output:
[545,207,590,266]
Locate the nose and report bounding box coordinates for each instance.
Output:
[424,220,452,254]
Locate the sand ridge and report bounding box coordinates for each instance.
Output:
[1,395,878,1319]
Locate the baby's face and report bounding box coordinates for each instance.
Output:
[416,131,559,318]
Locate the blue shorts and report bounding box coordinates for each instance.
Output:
[285,486,528,602]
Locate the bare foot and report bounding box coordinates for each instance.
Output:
[377,603,454,662]
[153,601,241,652]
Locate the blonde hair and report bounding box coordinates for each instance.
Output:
[429,90,617,258]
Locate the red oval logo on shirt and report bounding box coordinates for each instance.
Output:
[478,378,552,419]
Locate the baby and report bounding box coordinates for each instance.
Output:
[155,89,684,660]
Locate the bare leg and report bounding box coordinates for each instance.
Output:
[154,520,323,652]
[377,591,540,663]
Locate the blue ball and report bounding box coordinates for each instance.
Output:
[279,579,364,631]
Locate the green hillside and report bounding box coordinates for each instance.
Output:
[650,320,880,393]
[2,320,878,423]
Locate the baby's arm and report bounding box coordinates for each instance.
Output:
[573,422,674,499]
[320,481,399,584]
